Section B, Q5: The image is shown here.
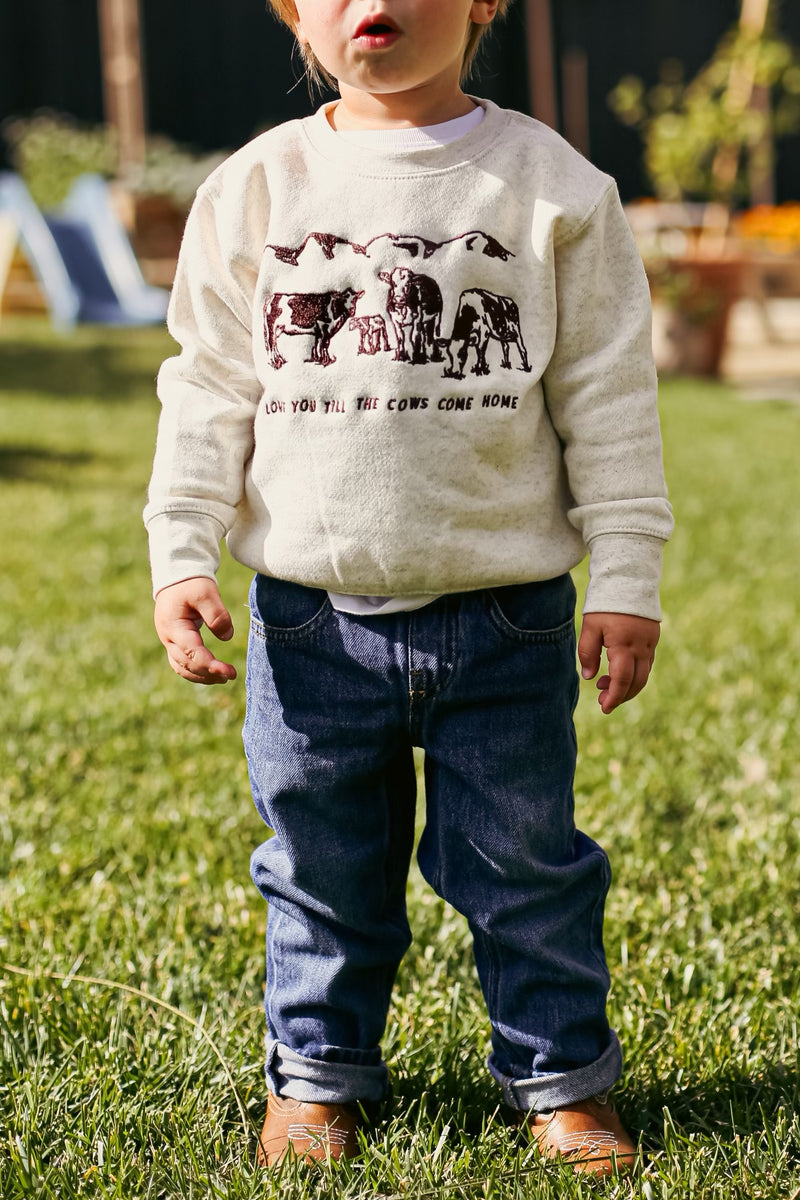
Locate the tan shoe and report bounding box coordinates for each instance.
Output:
[256,1092,365,1167]
[527,1093,637,1175]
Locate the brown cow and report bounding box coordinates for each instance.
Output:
[263,288,364,369]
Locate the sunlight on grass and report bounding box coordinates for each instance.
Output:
[1,318,799,1197]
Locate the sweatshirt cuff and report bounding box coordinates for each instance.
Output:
[583,532,665,621]
[145,510,223,597]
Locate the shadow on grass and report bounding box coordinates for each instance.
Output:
[384,1061,800,1150]
[634,1062,800,1148]
[0,444,94,481]
[390,1063,505,1136]
[0,336,165,402]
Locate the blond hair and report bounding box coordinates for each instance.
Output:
[267,1,512,88]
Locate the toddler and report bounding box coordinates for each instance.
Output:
[146,0,673,1175]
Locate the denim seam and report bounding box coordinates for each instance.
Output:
[405,617,415,736]
[483,928,501,1032]
[249,600,332,644]
[408,600,461,716]
[486,600,576,645]
[264,909,282,1038]
[588,852,612,977]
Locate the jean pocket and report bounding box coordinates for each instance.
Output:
[487,575,577,643]
[249,574,330,642]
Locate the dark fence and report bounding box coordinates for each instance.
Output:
[1,0,798,200]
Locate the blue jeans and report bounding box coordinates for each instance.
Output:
[244,573,621,1113]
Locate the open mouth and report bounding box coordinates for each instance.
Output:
[354,16,400,43]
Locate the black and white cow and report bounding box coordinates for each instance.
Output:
[378,267,443,365]
[263,288,364,369]
[442,289,531,379]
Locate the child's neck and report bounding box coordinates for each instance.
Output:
[329,82,476,131]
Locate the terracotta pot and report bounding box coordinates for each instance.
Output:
[650,257,746,377]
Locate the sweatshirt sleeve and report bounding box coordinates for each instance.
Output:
[143,170,266,595]
[541,182,673,620]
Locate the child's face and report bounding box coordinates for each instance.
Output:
[292,0,498,125]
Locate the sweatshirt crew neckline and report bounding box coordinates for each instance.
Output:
[303,97,507,175]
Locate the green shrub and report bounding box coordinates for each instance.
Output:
[2,110,117,209]
[2,110,227,211]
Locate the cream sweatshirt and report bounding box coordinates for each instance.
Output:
[145,99,673,619]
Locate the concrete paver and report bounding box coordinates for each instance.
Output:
[721,298,800,399]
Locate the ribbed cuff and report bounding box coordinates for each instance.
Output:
[583,533,665,621]
[144,509,223,597]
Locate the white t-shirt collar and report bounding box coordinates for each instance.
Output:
[333,104,485,150]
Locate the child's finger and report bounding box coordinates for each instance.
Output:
[577,621,603,679]
[596,655,652,712]
[165,621,236,683]
[625,656,653,702]
[195,593,235,641]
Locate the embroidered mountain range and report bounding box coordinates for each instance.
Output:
[265,230,514,266]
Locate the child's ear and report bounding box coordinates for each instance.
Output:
[470,0,500,25]
[286,2,308,44]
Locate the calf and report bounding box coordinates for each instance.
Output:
[348,313,390,356]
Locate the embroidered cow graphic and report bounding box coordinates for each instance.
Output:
[442,289,531,379]
[348,313,391,356]
[263,288,364,369]
[378,268,444,365]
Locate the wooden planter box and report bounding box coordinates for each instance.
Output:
[131,194,186,288]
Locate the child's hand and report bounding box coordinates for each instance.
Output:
[578,612,660,714]
[154,578,236,684]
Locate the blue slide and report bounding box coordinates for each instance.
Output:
[0,171,80,329]
[0,172,170,327]
[47,174,169,325]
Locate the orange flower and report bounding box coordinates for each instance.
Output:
[733,204,800,253]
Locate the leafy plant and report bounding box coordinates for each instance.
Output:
[646,261,728,325]
[2,111,117,209]
[2,110,226,211]
[609,23,800,204]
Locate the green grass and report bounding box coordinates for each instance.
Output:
[1,317,799,1198]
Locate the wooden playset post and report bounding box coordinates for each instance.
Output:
[97,0,147,186]
[524,0,558,130]
[700,0,771,254]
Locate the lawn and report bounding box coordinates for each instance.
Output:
[1,317,798,1198]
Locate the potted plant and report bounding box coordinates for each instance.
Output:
[2,111,227,285]
[609,0,800,375]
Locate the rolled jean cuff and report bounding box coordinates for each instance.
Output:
[265,1039,389,1104]
[489,1031,623,1113]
